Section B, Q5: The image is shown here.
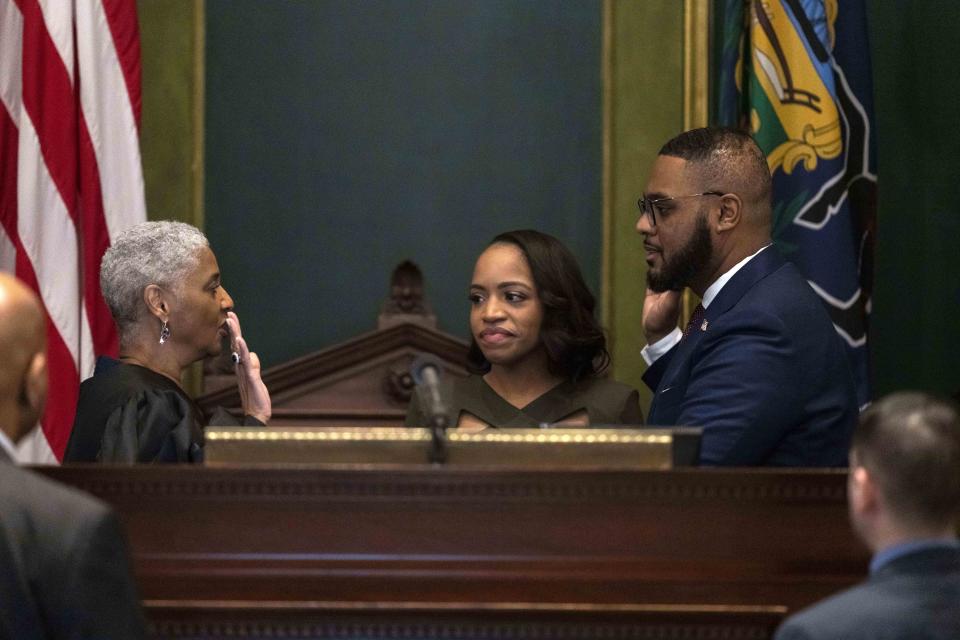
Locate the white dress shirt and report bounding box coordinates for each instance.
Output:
[0,428,18,461]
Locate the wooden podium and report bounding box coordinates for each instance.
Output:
[38,463,867,639]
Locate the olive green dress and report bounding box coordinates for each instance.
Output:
[405,374,643,428]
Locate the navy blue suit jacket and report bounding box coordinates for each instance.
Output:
[774,546,960,639]
[643,247,857,466]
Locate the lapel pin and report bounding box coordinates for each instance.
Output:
[701,319,709,331]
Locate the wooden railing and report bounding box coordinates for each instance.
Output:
[38,465,867,639]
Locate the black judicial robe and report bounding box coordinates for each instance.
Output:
[64,357,259,463]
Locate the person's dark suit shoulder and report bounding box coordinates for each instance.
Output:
[644,248,856,466]
[774,547,960,640]
[0,462,145,638]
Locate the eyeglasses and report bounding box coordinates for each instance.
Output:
[637,191,724,227]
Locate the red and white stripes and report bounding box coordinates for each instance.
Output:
[0,0,145,462]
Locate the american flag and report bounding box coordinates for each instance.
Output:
[0,0,146,462]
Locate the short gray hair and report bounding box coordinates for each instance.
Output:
[100,221,209,336]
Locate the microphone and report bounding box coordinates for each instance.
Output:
[410,355,448,430]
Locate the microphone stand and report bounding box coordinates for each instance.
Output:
[427,412,449,464]
[410,355,450,465]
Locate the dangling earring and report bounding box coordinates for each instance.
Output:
[159,320,170,344]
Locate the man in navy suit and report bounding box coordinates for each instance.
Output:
[0,273,145,638]
[774,392,960,639]
[638,127,857,465]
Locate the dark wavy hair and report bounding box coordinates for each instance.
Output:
[466,229,610,381]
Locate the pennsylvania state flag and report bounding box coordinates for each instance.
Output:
[715,0,876,407]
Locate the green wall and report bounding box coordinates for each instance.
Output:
[138,0,204,394]
[135,0,687,411]
[605,1,685,409]
[203,0,604,370]
[868,1,960,398]
[137,1,960,402]
[138,0,201,227]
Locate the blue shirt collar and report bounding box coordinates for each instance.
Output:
[870,538,960,575]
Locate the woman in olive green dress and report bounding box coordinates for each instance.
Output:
[406,229,642,430]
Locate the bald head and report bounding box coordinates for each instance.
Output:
[0,273,47,444]
[659,127,772,232]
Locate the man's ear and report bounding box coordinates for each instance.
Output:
[850,465,880,518]
[143,284,168,321]
[24,351,47,419]
[716,193,742,233]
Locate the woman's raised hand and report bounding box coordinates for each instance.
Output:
[225,311,272,424]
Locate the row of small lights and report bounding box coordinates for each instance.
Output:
[206,430,672,445]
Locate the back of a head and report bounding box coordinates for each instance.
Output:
[0,273,47,441]
[854,392,960,531]
[659,126,773,229]
[0,272,45,376]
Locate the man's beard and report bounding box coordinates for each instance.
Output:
[647,213,713,293]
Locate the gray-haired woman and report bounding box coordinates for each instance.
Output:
[64,221,271,463]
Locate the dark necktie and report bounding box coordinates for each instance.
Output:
[682,303,705,340]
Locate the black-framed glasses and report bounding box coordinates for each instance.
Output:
[637,191,724,226]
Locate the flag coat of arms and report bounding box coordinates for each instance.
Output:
[0,0,147,461]
[716,0,877,406]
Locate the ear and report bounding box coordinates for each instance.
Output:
[143,284,169,321]
[24,351,47,418]
[715,193,742,233]
[849,465,880,518]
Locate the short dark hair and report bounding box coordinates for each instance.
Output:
[853,392,960,530]
[467,229,610,380]
[659,126,772,204]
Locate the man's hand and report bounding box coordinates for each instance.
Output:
[642,288,682,344]
[225,311,272,424]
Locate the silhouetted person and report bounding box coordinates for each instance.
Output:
[775,392,960,639]
[0,272,145,638]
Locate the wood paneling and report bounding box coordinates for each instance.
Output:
[197,322,469,426]
[38,465,868,614]
[144,601,786,639]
